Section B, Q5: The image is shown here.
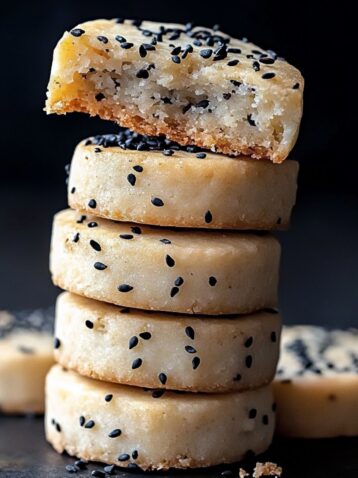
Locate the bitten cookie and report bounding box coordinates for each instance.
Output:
[46,19,304,163]
[274,326,358,438]
[50,209,281,315]
[0,309,54,413]
[68,132,299,230]
[46,365,276,470]
[54,292,281,393]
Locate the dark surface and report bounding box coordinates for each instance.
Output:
[1,416,358,477]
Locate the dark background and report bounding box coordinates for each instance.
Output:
[1,1,356,326]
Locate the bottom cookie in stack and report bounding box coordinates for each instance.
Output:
[46,365,276,471]
[274,326,358,438]
[0,309,54,414]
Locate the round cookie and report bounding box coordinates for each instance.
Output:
[68,132,299,230]
[0,309,54,413]
[274,326,358,438]
[50,209,281,315]
[46,365,276,470]
[54,292,281,393]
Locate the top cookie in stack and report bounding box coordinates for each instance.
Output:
[46,19,303,163]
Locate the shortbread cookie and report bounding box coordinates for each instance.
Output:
[0,309,54,413]
[68,132,299,230]
[50,209,280,315]
[46,365,275,470]
[54,292,281,392]
[46,19,304,163]
[274,326,358,438]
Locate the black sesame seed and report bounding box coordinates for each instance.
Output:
[55,422,61,432]
[85,420,95,429]
[139,332,152,340]
[158,373,167,385]
[70,28,85,37]
[185,345,197,354]
[97,35,108,44]
[132,19,142,27]
[119,234,134,240]
[192,356,201,369]
[245,355,253,368]
[108,429,122,438]
[136,69,149,79]
[196,99,209,108]
[94,147,101,153]
[131,226,142,234]
[182,103,192,114]
[185,326,195,340]
[152,389,165,398]
[88,199,97,208]
[244,337,253,348]
[120,42,134,49]
[118,284,133,293]
[223,93,232,100]
[94,262,107,271]
[88,222,98,228]
[175,276,184,286]
[151,197,164,207]
[262,72,276,79]
[205,210,213,223]
[271,331,277,343]
[139,45,147,57]
[54,337,61,349]
[132,358,143,369]
[85,320,94,329]
[160,238,171,244]
[95,93,105,101]
[127,173,136,186]
[170,286,179,297]
[89,240,101,252]
[230,80,241,87]
[132,450,138,459]
[249,408,257,419]
[292,82,300,89]
[260,57,275,64]
[196,152,207,158]
[104,465,115,474]
[65,464,78,473]
[172,55,181,64]
[133,165,143,172]
[115,35,126,43]
[129,336,139,349]
[163,149,174,156]
[92,471,105,478]
[228,48,241,54]
[104,394,113,402]
[70,187,76,194]
[79,415,85,426]
[171,46,181,55]
[262,415,269,425]
[73,233,80,243]
[118,454,130,462]
[76,215,87,224]
[247,114,256,126]
[252,61,260,71]
[127,464,139,470]
[75,459,87,470]
[165,254,175,267]
[209,276,217,286]
[228,59,239,66]
[200,48,212,58]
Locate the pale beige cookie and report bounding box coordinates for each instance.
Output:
[50,209,280,315]
[46,365,276,470]
[274,326,358,438]
[0,310,54,413]
[54,292,281,392]
[68,133,299,230]
[46,19,304,163]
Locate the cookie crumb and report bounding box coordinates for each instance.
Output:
[253,462,282,477]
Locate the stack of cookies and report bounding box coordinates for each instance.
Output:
[45,19,303,471]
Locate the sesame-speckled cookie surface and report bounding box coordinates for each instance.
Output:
[68,131,299,230]
[54,292,281,393]
[0,310,54,413]
[274,326,358,438]
[46,19,304,162]
[46,365,276,470]
[50,209,280,315]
